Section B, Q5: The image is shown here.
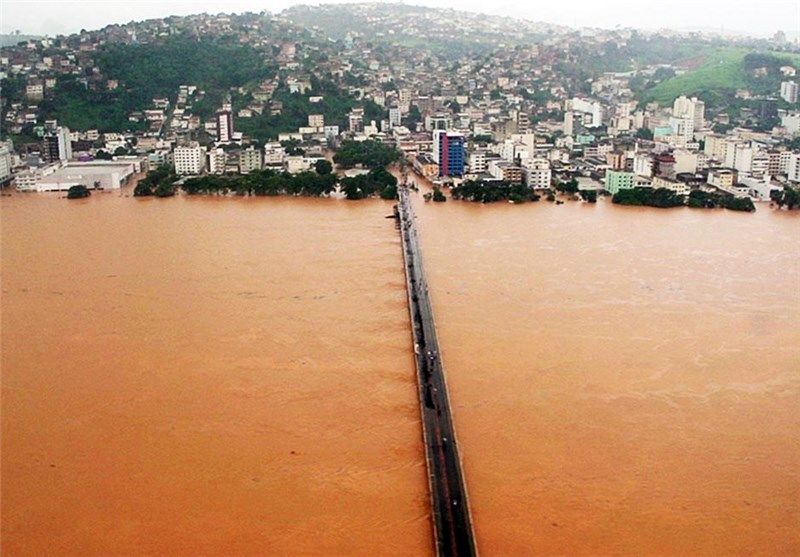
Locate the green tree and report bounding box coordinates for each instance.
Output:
[315,159,333,175]
[66,185,91,199]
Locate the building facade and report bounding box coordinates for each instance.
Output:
[432,130,465,177]
[174,143,206,175]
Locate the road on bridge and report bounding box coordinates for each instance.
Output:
[396,186,477,557]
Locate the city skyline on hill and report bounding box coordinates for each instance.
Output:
[2,0,796,39]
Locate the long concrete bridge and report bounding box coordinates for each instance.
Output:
[396,186,477,557]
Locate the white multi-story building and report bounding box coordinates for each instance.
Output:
[388,107,401,129]
[673,95,705,129]
[788,153,800,183]
[633,153,654,177]
[264,143,285,167]
[563,111,574,136]
[669,116,694,145]
[348,108,364,133]
[781,112,800,134]
[780,81,798,104]
[239,147,262,173]
[704,134,730,161]
[469,151,487,174]
[0,141,13,184]
[523,158,551,189]
[208,148,226,174]
[285,155,311,174]
[174,142,205,175]
[673,149,698,175]
[652,175,690,196]
[43,126,72,163]
[569,98,604,128]
[779,151,794,175]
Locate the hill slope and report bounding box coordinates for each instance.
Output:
[642,48,800,107]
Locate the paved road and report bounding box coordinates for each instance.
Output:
[396,187,477,557]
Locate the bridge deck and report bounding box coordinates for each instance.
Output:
[396,187,477,557]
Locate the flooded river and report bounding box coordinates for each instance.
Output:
[1,193,432,555]
[2,188,798,555]
[409,187,800,555]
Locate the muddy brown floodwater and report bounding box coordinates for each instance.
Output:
[2,186,799,556]
[407,182,800,555]
[1,193,433,556]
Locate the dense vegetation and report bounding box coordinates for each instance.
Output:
[555,178,579,194]
[687,189,755,211]
[66,185,91,199]
[770,187,800,210]
[133,165,178,197]
[613,187,755,212]
[99,35,275,114]
[4,35,277,133]
[612,187,685,208]
[181,169,337,197]
[451,180,541,203]
[339,167,398,200]
[333,139,400,169]
[37,77,147,133]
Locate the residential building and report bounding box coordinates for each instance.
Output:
[523,158,551,189]
[208,148,227,174]
[308,114,324,128]
[673,95,705,129]
[388,107,401,128]
[633,153,654,177]
[604,170,650,194]
[788,153,800,183]
[488,160,523,183]
[432,130,465,177]
[469,150,487,174]
[43,127,72,163]
[652,175,690,196]
[707,168,737,189]
[239,147,263,173]
[0,141,13,184]
[216,107,234,143]
[413,153,439,179]
[174,142,206,175]
[348,108,364,133]
[780,81,798,104]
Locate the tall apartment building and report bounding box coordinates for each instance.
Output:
[42,126,72,163]
[563,111,574,136]
[669,116,695,145]
[432,130,465,177]
[780,81,798,104]
[208,148,227,174]
[673,95,705,129]
[348,108,364,133]
[788,153,800,183]
[569,98,603,128]
[216,107,234,143]
[633,153,654,177]
[174,142,206,175]
[0,141,13,184]
[388,107,401,129]
[523,159,551,189]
